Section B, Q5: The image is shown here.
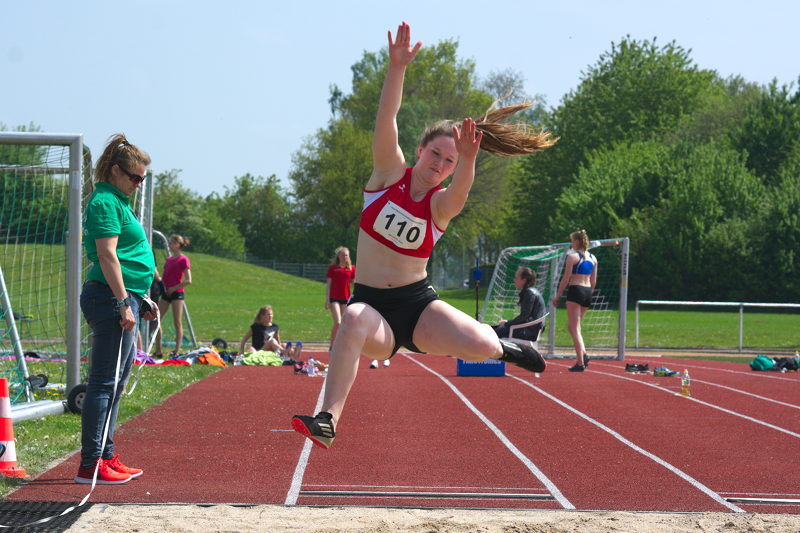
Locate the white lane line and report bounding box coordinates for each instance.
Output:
[302,484,550,491]
[667,362,797,383]
[508,373,746,513]
[558,363,800,439]
[284,377,327,505]
[593,362,800,410]
[405,355,574,510]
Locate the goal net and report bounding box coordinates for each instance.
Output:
[0,133,91,403]
[481,238,629,360]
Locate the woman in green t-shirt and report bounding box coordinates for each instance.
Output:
[76,134,159,485]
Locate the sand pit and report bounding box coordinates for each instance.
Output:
[68,504,800,532]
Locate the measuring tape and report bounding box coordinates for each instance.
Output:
[0,304,162,529]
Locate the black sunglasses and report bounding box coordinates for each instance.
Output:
[117,164,146,184]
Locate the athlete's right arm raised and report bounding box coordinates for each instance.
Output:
[369,22,421,189]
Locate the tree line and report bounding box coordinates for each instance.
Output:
[3,36,799,302]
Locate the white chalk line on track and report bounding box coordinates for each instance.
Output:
[666,362,798,383]
[507,372,746,513]
[592,362,800,410]
[558,363,800,439]
[302,484,550,491]
[404,354,575,510]
[284,376,327,506]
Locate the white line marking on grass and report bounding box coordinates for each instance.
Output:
[284,377,327,506]
[559,363,800,439]
[508,374,746,513]
[405,355,574,510]
[593,362,800,410]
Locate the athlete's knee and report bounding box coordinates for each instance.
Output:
[339,306,374,337]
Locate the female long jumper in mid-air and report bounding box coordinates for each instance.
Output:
[292,21,557,448]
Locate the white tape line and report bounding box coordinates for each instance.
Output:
[284,376,327,505]
[593,362,800,409]
[127,310,161,396]
[509,373,746,513]
[567,363,800,439]
[405,355,574,510]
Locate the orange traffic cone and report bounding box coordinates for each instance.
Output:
[0,377,28,478]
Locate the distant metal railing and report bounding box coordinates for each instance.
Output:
[635,300,800,352]
[242,256,328,282]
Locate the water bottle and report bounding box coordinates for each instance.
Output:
[681,369,691,397]
[307,357,316,377]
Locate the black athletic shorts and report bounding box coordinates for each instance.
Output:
[329,298,348,305]
[566,285,592,308]
[161,291,185,303]
[349,279,439,356]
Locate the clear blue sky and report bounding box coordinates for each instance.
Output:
[3,1,798,197]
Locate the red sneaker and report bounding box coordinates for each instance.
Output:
[104,454,143,478]
[74,459,131,484]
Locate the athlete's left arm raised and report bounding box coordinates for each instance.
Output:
[431,118,483,227]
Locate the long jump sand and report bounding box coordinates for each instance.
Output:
[69,505,800,532]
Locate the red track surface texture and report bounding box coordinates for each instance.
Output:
[9,353,800,514]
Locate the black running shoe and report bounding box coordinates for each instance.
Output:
[291,412,335,449]
[568,363,585,372]
[498,340,546,373]
[583,355,590,368]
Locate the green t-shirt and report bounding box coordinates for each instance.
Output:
[83,182,155,297]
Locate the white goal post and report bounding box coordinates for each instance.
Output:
[481,237,630,360]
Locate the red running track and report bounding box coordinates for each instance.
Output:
[8,352,800,514]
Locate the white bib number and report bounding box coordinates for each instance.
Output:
[372,201,426,250]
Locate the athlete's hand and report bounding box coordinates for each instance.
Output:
[325,301,330,310]
[551,298,559,307]
[388,21,421,67]
[453,117,483,161]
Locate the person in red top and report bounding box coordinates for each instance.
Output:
[325,246,356,349]
[292,22,556,449]
[154,234,192,357]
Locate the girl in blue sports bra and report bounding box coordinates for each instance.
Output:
[551,230,598,372]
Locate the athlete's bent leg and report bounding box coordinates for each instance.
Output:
[413,300,545,372]
[413,300,501,360]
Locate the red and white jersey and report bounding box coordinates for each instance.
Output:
[359,168,445,259]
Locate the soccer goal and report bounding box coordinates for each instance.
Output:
[0,132,90,402]
[1,133,165,407]
[481,237,630,360]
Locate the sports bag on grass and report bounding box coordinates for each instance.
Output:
[749,355,774,371]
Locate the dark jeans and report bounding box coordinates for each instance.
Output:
[79,281,141,468]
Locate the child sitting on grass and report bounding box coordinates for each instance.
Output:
[239,305,285,355]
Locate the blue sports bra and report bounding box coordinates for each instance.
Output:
[572,251,595,275]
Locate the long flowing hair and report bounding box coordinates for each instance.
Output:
[419,103,557,156]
